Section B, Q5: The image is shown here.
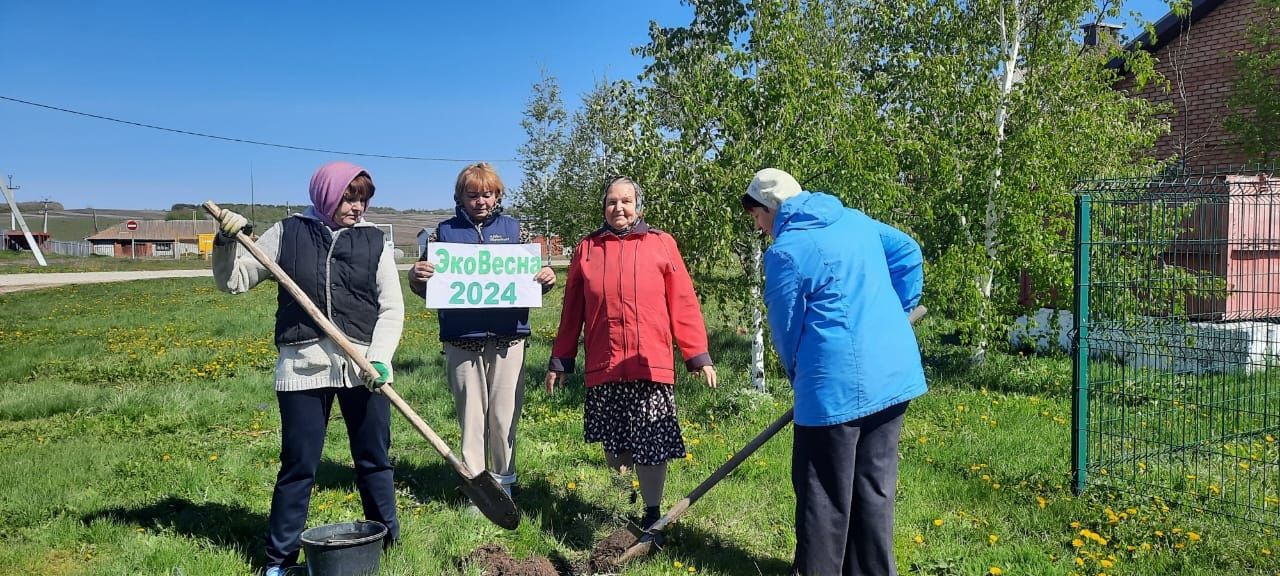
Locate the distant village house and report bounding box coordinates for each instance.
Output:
[86,220,217,258]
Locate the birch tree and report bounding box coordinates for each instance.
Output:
[518,0,1165,363]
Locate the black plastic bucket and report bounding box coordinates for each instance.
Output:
[300,520,386,576]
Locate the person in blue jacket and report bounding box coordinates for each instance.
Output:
[741,168,925,576]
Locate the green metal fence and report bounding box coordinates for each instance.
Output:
[1073,167,1280,528]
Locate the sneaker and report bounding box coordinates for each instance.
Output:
[264,567,283,576]
[639,506,666,546]
[639,529,666,547]
[640,506,661,530]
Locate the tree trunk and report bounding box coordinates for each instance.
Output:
[973,0,1022,363]
[752,240,767,392]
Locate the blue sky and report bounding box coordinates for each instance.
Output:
[1,1,1172,210]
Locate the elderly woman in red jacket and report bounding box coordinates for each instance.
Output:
[545,176,717,536]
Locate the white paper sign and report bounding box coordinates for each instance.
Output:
[424,242,544,309]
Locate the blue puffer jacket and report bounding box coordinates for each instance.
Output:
[764,191,926,426]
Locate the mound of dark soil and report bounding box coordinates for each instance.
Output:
[467,544,563,576]
[586,528,638,574]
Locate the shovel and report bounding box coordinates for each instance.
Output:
[614,304,927,565]
[203,201,519,530]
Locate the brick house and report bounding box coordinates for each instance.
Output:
[1111,0,1267,169]
[86,220,217,258]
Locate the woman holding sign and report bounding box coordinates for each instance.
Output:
[545,176,718,538]
[409,162,555,501]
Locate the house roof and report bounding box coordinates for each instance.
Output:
[1107,0,1227,69]
[4,231,50,239]
[86,219,218,241]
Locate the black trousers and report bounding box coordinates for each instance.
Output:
[266,386,398,568]
[792,401,909,576]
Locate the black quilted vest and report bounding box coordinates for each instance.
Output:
[275,216,384,346]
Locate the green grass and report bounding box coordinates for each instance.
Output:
[0,277,1277,575]
[0,251,212,274]
[40,215,122,241]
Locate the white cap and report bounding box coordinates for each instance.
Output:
[745,168,802,211]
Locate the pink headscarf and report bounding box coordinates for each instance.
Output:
[309,161,369,229]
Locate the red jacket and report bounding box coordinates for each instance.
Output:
[550,222,712,387]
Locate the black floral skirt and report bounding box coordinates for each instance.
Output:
[584,380,686,466]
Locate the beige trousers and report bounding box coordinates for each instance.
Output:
[444,340,526,486]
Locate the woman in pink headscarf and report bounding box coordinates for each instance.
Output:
[211,161,405,576]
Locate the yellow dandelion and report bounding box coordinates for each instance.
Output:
[933,518,944,527]
[1262,548,1272,556]
[913,534,924,544]
[162,454,171,462]
[1037,496,1048,509]
[632,479,640,489]
[1186,532,1200,542]
[1070,521,1082,529]
[1072,538,1084,548]
[688,567,696,573]
[1074,557,1085,566]
[1101,559,1114,568]
[989,567,1003,575]
[988,534,999,545]
[208,454,219,462]
[567,482,577,490]
[673,561,683,568]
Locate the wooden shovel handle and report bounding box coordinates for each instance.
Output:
[202,201,478,479]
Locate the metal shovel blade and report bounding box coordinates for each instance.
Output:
[460,469,520,530]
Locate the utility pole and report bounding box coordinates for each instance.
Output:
[6,175,17,230]
[41,197,50,233]
[92,207,99,232]
[1,175,47,266]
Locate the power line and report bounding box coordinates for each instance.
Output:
[0,95,516,163]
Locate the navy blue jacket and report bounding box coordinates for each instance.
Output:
[428,207,532,341]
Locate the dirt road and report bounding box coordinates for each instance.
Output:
[0,270,214,294]
[0,264,427,294]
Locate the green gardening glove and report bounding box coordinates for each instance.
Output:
[361,361,390,390]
